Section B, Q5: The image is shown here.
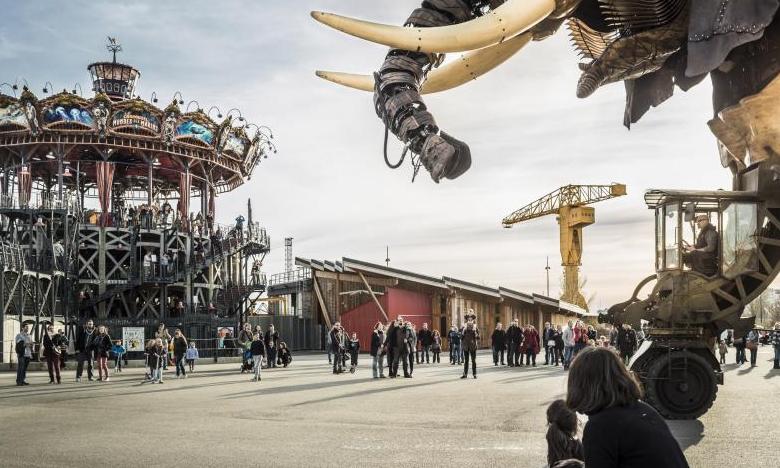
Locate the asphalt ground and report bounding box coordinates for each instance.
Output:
[0,348,777,467]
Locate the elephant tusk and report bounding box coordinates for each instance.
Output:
[316,33,532,94]
[310,0,554,53]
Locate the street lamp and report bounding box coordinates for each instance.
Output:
[186,100,201,113]
[172,91,184,105]
[42,81,54,94]
[207,106,223,119]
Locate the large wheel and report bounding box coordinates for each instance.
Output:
[643,351,717,420]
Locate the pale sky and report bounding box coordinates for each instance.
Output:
[1,1,739,308]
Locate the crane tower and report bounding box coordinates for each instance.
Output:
[502,184,627,309]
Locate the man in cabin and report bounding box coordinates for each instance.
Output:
[683,214,719,277]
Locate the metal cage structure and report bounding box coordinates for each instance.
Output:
[0,43,275,360]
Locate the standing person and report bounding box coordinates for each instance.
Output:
[330,323,345,374]
[506,319,521,367]
[326,326,333,364]
[154,323,172,370]
[43,324,62,384]
[172,329,188,378]
[543,322,554,365]
[347,332,360,373]
[93,325,113,382]
[186,341,199,372]
[75,319,96,382]
[418,323,433,364]
[431,330,442,364]
[394,317,411,378]
[491,322,506,366]
[771,322,780,370]
[566,347,689,468]
[370,322,386,379]
[460,314,479,379]
[553,325,565,366]
[524,325,541,367]
[250,333,266,382]
[54,329,69,369]
[447,326,461,365]
[734,332,747,365]
[573,321,589,358]
[617,324,636,365]
[717,339,728,365]
[112,339,126,373]
[405,321,417,377]
[236,323,254,373]
[380,320,399,379]
[747,328,760,368]
[264,324,280,368]
[15,324,33,386]
[562,321,575,370]
[148,339,164,384]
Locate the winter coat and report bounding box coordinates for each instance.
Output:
[396,327,411,355]
[75,328,95,353]
[385,325,398,351]
[562,327,575,347]
[523,328,540,354]
[186,347,199,360]
[461,324,480,352]
[491,329,506,349]
[432,335,442,351]
[146,345,163,369]
[543,327,555,344]
[405,328,417,354]
[329,328,343,351]
[506,325,522,343]
[370,331,384,356]
[418,329,434,346]
[236,329,253,350]
[93,334,113,358]
[172,336,188,356]
[43,333,58,359]
[250,339,266,357]
[348,339,360,356]
[264,330,280,349]
[447,329,461,346]
[771,330,780,347]
[553,330,564,350]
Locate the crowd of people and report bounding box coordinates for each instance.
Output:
[322,311,651,381]
[12,319,294,386]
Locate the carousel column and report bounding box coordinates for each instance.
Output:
[182,168,193,316]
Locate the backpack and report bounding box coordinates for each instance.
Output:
[15,338,25,355]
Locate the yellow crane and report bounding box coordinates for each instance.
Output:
[502,184,627,310]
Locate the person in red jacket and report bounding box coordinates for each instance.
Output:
[524,325,541,367]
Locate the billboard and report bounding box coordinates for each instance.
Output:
[122,327,145,352]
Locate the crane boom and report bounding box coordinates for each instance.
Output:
[502,184,627,226]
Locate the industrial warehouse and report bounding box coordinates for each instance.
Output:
[267,257,594,349]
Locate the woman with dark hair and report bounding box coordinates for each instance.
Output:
[566,347,689,467]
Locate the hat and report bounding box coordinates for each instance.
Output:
[695,213,709,221]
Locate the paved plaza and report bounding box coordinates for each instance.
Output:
[0,348,777,467]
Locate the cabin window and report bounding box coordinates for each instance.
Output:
[721,202,758,278]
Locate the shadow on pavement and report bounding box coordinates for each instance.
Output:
[667,419,704,451]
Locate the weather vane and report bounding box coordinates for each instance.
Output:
[106,36,122,63]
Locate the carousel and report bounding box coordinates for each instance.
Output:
[0,40,275,356]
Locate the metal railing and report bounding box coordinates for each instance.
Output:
[0,193,79,213]
[269,268,311,286]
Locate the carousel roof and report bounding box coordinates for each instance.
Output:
[0,48,275,194]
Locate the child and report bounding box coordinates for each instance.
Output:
[150,338,165,384]
[186,341,199,372]
[112,340,126,373]
[431,330,441,363]
[347,332,360,374]
[718,339,728,364]
[278,342,292,368]
[250,333,266,382]
[143,339,156,383]
[545,399,583,467]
